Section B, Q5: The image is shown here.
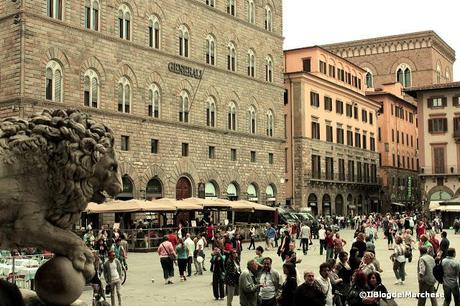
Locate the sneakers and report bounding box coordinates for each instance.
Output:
[400,281,404,285]
[394,280,401,285]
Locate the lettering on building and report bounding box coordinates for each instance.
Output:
[168,62,203,79]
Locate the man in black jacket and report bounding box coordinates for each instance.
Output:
[294,271,325,306]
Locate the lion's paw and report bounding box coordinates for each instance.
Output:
[69,245,95,281]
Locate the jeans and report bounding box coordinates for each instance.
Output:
[300,238,309,254]
[320,239,325,255]
[110,280,122,306]
[178,258,187,277]
[160,257,174,280]
[393,260,406,281]
[194,258,203,275]
[212,273,225,299]
[326,247,334,260]
[187,256,193,276]
[417,281,438,306]
[226,285,237,306]
[249,238,255,250]
[443,285,460,306]
[260,297,277,306]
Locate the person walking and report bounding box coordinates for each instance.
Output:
[184,233,195,277]
[317,262,333,306]
[210,248,226,300]
[318,225,326,256]
[439,231,450,259]
[265,224,276,251]
[417,246,438,306]
[294,271,325,306]
[441,248,460,306]
[325,230,335,260]
[299,222,311,255]
[391,236,407,285]
[279,231,291,261]
[103,251,123,306]
[248,225,256,250]
[175,238,188,281]
[225,250,241,306]
[239,259,262,306]
[333,233,346,260]
[158,236,176,284]
[258,257,282,306]
[278,263,297,306]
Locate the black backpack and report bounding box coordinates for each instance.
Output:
[433,260,444,284]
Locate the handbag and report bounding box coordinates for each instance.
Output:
[105,284,111,295]
[161,243,176,261]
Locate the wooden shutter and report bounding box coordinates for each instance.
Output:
[442,97,447,107]
[434,147,445,173]
[428,119,433,133]
[443,118,448,132]
[427,98,433,108]
[454,96,459,107]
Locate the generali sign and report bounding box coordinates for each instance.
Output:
[168,62,203,80]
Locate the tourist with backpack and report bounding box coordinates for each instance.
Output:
[441,248,460,306]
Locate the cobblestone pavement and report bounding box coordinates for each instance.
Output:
[81,229,458,306]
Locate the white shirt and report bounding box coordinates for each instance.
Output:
[317,276,333,306]
[300,225,311,239]
[184,237,195,257]
[319,229,326,240]
[197,237,206,250]
[109,261,120,282]
[259,271,276,300]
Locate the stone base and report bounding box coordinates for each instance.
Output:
[21,289,87,306]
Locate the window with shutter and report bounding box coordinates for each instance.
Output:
[454,96,460,107]
[433,147,445,174]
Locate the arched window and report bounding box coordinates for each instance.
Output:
[206,35,216,65]
[179,91,189,123]
[265,56,273,82]
[148,16,160,49]
[227,0,235,16]
[205,182,218,199]
[247,183,258,201]
[248,105,256,134]
[266,109,274,137]
[206,0,215,7]
[117,76,131,113]
[45,60,63,102]
[84,69,99,108]
[178,25,190,57]
[47,0,63,20]
[84,0,99,31]
[396,64,411,87]
[264,6,272,31]
[227,42,236,72]
[436,64,441,84]
[247,49,255,77]
[148,84,160,118]
[364,68,374,88]
[118,4,131,40]
[247,0,255,24]
[228,101,237,131]
[206,97,216,127]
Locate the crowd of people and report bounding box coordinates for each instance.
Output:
[79,212,460,306]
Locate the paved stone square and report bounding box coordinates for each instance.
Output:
[81,229,458,305]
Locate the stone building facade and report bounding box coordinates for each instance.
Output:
[367,83,420,212]
[0,0,286,219]
[322,31,456,89]
[406,82,460,211]
[285,46,381,216]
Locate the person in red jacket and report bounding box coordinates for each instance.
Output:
[416,221,426,241]
[168,230,178,249]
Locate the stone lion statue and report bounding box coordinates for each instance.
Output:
[0,109,122,281]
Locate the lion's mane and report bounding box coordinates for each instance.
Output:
[0,109,114,215]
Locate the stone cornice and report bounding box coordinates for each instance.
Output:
[0,96,286,144]
[322,31,455,63]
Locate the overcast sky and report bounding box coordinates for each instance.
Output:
[283,0,459,80]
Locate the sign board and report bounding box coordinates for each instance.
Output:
[168,62,203,79]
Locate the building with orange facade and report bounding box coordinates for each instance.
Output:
[405,82,460,215]
[284,46,381,216]
[366,83,419,212]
